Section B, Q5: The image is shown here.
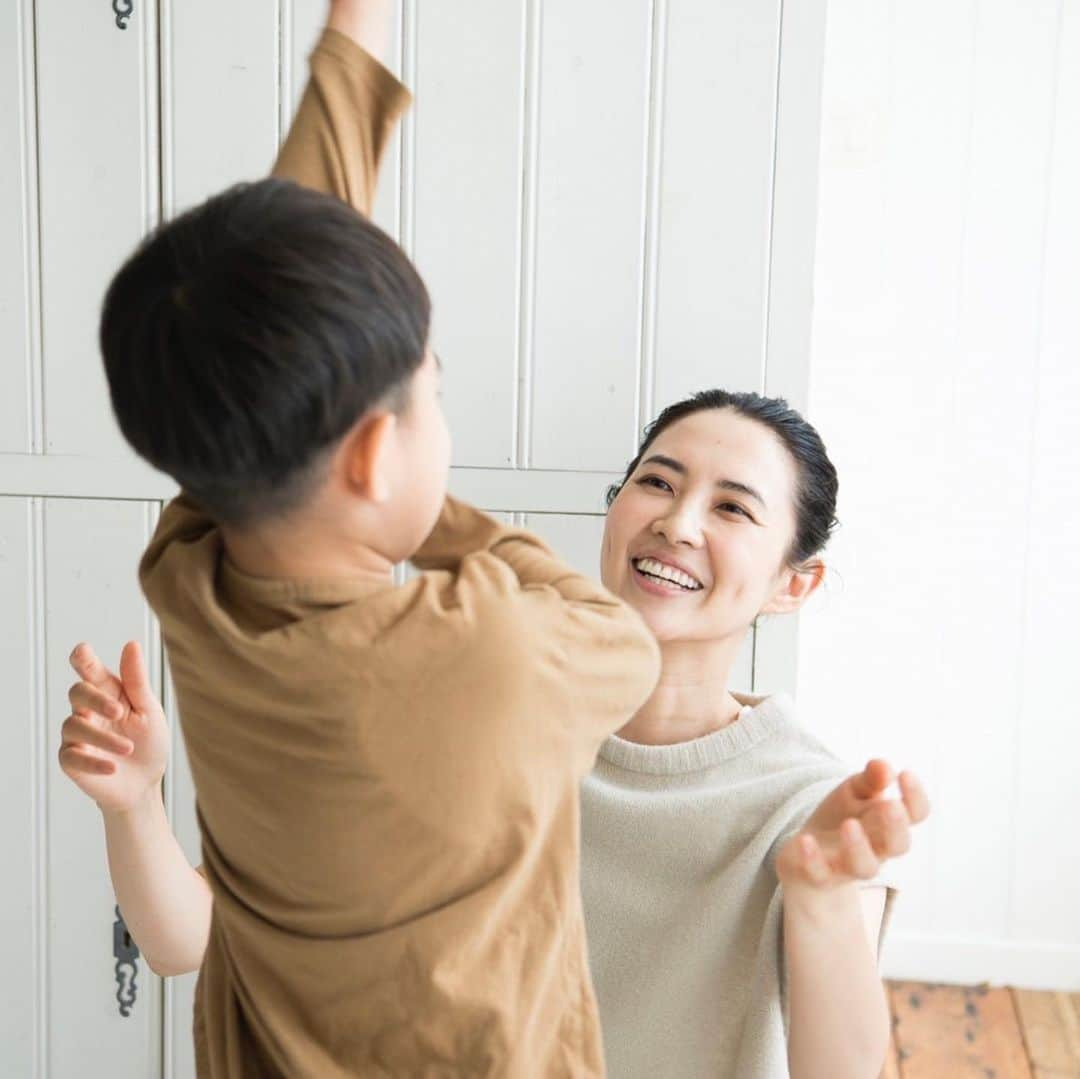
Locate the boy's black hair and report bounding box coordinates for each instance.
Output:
[100,177,431,526]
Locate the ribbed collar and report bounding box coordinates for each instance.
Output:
[597,692,796,775]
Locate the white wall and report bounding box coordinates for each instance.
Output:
[799,0,1080,990]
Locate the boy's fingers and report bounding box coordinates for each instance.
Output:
[61,714,134,757]
[849,759,894,800]
[841,819,880,880]
[69,681,126,722]
[899,771,930,824]
[120,641,159,717]
[69,643,120,693]
[58,743,117,777]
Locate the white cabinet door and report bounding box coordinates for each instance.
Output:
[161,0,281,216]
[413,0,527,468]
[36,3,159,458]
[652,1,782,412]
[528,0,652,472]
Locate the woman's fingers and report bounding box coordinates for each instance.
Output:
[68,680,126,722]
[898,770,931,824]
[797,834,832,887]
[839,819,880,880]
[61,713,134,757]
[859,799,911,859]
[849,759,894,801]
[58,743,118,777]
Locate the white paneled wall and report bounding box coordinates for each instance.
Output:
[802,0,1080,990]
[1,1,822,1073]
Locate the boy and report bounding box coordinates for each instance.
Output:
[69,2,659,1073]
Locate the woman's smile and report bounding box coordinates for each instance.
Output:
[630,554,706,596]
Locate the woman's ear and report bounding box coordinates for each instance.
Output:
[760,559,826,616]
[341,410,398,504]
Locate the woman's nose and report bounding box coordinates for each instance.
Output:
[651,507,704,548]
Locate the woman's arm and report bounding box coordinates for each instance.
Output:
[776,762,929,1079]
[784,884,890,1079]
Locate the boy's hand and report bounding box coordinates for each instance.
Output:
[58,641,171,816]
[776,760,929,892]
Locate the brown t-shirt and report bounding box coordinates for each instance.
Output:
[141,30,660,1078]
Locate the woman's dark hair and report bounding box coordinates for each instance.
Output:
[606,389,839,566]
[100,177,430,527]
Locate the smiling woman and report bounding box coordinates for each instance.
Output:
[601,389,836,660]
[581,388,929,1079]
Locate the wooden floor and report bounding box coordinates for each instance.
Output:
[881,982,1080,1078]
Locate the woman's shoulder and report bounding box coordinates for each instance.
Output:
[732,691,848,780]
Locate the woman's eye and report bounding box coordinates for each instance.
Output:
[717,501,750,519]
[636,475,673,493]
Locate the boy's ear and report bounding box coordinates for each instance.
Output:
[342,411,398,504]
[759,559,825,617]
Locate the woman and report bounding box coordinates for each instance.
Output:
[60,389,927,1078]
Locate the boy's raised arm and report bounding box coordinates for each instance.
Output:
[273,1,408,215]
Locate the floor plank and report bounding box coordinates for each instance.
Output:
[1013,988,1080,1076]
[890,981,1033,1078]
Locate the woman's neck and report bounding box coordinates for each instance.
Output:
[616,636,745,746]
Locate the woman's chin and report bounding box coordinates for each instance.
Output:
[629,606,689,644]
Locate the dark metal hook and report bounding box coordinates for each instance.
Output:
[113,0,133,30]
[112,906,140,1017]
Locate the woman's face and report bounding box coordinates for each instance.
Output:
[601,408,814,645]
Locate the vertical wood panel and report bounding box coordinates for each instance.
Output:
[652,0,781,411]
[412,0,525,467]
[0,0,38,453]
[37,2,159,456]
[528,0,651,471]
[44,499,162,1078]
[0,499,39,1073]
[162,0,280,216]
[287,0,403,239]
[1011,0,1080,954]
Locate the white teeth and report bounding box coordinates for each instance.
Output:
[633,557,702,591]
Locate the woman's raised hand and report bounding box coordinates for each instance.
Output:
[776,759,930,890]
[58,641,171,815]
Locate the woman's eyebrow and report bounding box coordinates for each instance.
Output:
[642,453,686,474]
[641,454,766,508]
